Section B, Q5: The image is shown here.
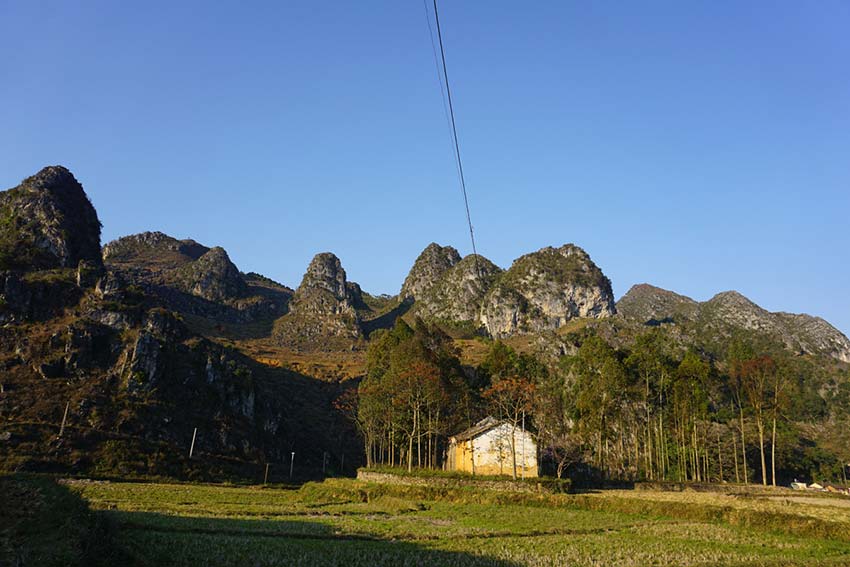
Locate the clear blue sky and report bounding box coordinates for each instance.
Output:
[2,1,848,334]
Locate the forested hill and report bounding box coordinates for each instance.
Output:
[0,165,848,485]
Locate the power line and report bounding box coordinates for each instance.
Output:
[429,0,481,278]
[422,0,457,181]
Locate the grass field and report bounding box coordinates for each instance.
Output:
[17,477,835,566]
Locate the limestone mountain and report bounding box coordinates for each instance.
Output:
[103,231,290,323]
[176,247,249,302]
[0,166,102,271]
[615,283,700,325]
[274,252,365,349]
[480,244,616,338]
[618,285,850,363]
[400,243,461,301]
[415,254,503,325]
[400,243,616,338]
[103,231,210,270]
[0,166,357,478]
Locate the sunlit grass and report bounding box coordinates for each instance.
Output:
[70,478,850,566]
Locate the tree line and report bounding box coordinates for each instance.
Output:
[352,318,849,485]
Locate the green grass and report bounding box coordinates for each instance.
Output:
[55,477,850,566]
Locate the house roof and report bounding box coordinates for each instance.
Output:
[450,416,502,442]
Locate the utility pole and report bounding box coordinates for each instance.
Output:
[189,427,198,459]
[58,401,70,438]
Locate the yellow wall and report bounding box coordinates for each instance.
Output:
[448,435,538,478]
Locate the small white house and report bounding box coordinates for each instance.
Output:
[444,416,538,477]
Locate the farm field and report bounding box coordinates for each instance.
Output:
[7,476,841,567]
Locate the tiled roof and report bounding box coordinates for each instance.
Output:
[450,416,502,442]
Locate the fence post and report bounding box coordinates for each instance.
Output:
[289,452,295,479]
[264,463,270,485]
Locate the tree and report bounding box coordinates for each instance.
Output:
[626,331,675,480]
[563,335,630,478]
[739,355,776,486]
[535,365,581,479]
[357,318,469,471]
[728,338,756,484]
[672,351,710,481]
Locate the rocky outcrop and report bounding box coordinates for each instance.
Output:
[177,247,247,302]
[399,243,616,338]
[616,283,699,324]
[416,255,502,324]
[103,231,287,323]
[400,243,461,301]
[103,231,209,266]
[275,253,364,346]
[0,166,103,271]
[618,285,850,363]
[480,244,615,338]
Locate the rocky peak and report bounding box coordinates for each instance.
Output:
[178,247,248,302]
[276,252,364,344]
[620,283,850,363]
[480,243,615,338]
[297,252,351,301]
[701,291,773,331]
[290,252,363,320]
[0,165,103,271]
[400,243,461,300]
[617,283,699,324]
[103,231,210,266]
[416,254,503,324]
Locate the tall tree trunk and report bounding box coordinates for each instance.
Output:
[408,409,416,472]
[510,424,518,480]
[733,431,740,483]
[771,412,777,487]
[757,417,767,486]
[739,407,748,484]
[717,425,724,483]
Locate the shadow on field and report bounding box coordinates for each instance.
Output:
[109,510,523,567]
[0,475,125,567]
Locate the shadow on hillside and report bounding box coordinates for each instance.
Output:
[106,510,522,567]
[362,299,412,337]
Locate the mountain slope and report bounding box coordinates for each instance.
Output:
[0,167,357,479]
[618,285,850,363]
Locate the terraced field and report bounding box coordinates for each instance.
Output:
[59,478,850,566]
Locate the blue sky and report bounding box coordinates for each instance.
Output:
[2,1,848,334]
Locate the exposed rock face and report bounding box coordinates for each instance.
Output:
[615,283,699,324]
[178,247,247,302]
[276,253,363,345]
[774,313,850,364]
[103,231,287,323]
[103,231,209,266]
[416,255,502,324]
[618,285,850,363]
[297,252,354,304]
[480,244,615,338]
[0,166,103,271]
[400,243,461,301]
